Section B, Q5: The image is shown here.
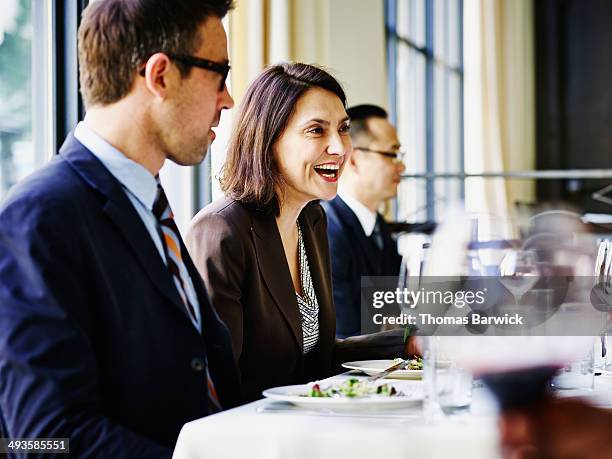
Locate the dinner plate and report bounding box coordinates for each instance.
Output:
[262,381,422,411]
[342,360,424,379]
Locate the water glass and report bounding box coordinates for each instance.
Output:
[551,342,595,391]
[423,337,473,421]
[437,364,473,415]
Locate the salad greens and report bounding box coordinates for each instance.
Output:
[392,356,423,370]
[306,378,399,398]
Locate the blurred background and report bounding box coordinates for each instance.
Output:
[1,0,611,232]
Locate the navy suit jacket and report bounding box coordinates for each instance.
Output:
[0,134,240,458]
[322,196,402,338]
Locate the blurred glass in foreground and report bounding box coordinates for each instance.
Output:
[421,203,599,413]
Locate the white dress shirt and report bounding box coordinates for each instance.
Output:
[337,191,378,236]
[74,122,202,330]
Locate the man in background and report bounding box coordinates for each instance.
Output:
[322,105,405,339]
[0,1,238,457]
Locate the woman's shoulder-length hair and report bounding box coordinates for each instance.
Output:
[219,62,347,215]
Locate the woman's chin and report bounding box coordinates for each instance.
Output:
[315,188,338,202]
[294,183,338,204]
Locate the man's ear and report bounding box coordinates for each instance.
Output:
[348,149,359,170]
[142,53,174,99]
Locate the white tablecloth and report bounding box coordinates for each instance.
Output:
[173,372,612,459]
[173,372,504,459]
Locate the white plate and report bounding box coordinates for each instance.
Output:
[262,381,422,411]
[342,360,425,379]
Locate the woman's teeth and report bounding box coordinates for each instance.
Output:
[314,164,339,178]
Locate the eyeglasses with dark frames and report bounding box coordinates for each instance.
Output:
[167,53,230,91]
[139,53,231,91]
[354,147,405,163]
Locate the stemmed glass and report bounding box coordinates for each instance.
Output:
[468,214,518,276]
[434,214,597,412]
[595,240,610,371]
[595,240,608,280]
[420,210,596,414]
[499,250,540,307]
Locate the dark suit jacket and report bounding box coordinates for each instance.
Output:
[0,134,240,458]
[322,196,402,338]
[186,197,406,402]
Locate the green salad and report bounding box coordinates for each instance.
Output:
[392,357,423,370]
[306,378,399,398]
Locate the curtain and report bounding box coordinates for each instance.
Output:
[227,0,387,104]
[464,0,535,219]
[228,0,329,103]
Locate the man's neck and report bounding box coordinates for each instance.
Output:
[338,184,380,213]
[83,103,165,176]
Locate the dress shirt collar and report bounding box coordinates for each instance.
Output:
[338,191,378,236]
[74,121,158,210]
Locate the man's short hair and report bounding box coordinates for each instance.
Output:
[346,104,388,144]
[78,0,234,108]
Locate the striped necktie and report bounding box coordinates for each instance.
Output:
[152,180,199,327]
[152,179,222,413]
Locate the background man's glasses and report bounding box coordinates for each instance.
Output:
[139,53,230,91]
[354,147,405,163]
[167,53,230,91]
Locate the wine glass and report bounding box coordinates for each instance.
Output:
[499,250,540,307]
[594,240,612,372]
[595,240,608,280]
[439,215,597,413]
[595,241,608,371]
[468,214,518,276]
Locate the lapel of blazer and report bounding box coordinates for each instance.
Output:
[378,216,402,272]
[299,204,335,361]
[182,245,240,405]
[59,134,191,323]
[331,197,381,272]
[250,207,303,354]
[182,240,227,341]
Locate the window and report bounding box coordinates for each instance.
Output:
[385,0,463,221]
[0,0,55,202]
[0,0,34,199]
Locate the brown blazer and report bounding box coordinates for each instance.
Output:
[186,197,405,402]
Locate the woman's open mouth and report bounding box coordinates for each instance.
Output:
[313,163,340,182]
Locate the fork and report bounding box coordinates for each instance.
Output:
[365,358,414,382]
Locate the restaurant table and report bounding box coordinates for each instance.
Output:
[173,372,612,459]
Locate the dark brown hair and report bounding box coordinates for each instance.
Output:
[220,62,347,214]
[78,0,233,107]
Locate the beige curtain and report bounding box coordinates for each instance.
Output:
[228,0,332,104]
[464,0,535,218]
[227,0,387,106]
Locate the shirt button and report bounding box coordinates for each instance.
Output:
[191,357,205,372]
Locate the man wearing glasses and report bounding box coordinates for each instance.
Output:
[0,1,238,457]
[322,105,406,339]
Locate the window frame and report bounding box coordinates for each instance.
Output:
[53,0,87,152]
[385,0,464,221]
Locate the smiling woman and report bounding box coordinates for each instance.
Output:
[186,63,407,402]
[273,86,351,204]
[216,63,349,214]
